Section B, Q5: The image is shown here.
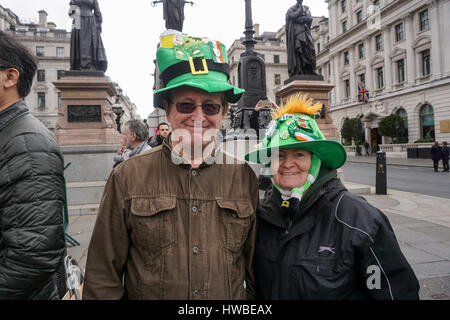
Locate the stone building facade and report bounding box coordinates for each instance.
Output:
[1,7,141,132]
[320,0,450,147]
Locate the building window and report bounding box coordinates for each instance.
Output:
[57,70,65,80]
[358,43,365,59]
[37,70,45,82]
[317,43,321,53]
[37,92,46,110]
[344,51,349,65]
[395,23,404,42]
[422,49,431,76]
[36,46,44,57]
[420,9,429,31]
[56,47,65,58]
[276,96,282,106]
[342,20,348,33]
[375,34,382,51]
[274,74,281,85]
[341,0,347,13]
[420,104,434,139]
[376,67,384,89]
[356,10,363,24]
[359,73,366,85]
[318,67,323,75]
[344,79,350,98]
[274,55,280,63]
[397,59,405,83]
[396,108,408,142]
[373,0,380,9]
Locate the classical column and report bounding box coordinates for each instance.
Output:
[330,54,337,105]
[349,45,356,102]
[365,36,373,92]
[383,25,393,91]
[430,0,442,79]
[405,12,416,86]
[334,53,342,105]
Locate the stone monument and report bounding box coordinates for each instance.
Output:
[277,0,338,139]
[231,0,272,139]
[54,0,120,146]
[53,1,121,215]
[151,0,194,32]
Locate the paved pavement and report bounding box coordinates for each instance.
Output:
[347,154,440,168]
[67,180,450,300]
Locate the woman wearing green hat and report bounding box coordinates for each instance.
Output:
[246,94,419,300]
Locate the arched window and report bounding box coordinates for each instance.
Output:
[420,104,435,139]
[396,108,408,143]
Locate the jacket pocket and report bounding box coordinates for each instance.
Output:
[130,196,177,256]
[216,198,254,253]
[291,256,352,299]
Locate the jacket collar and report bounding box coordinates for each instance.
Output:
[0,100,28,132]
[162,132,223,170]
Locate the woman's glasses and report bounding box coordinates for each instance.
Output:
[171,101,222,115]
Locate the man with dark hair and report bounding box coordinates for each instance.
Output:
[149,122,170,147]
[0,30,66,300]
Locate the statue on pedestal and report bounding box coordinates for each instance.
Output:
[152,0,194,32]
[286,0,318,77]
[69,0,108,72]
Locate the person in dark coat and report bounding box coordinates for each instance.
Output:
[441,141,449,172]
[69,0,107,71]
[0,31,66,300]
[149,122,170,148]
[430,141,442,172]
[245,94,420,300]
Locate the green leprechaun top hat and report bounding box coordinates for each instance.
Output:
[154,30,245,109]
[245,94,347,170]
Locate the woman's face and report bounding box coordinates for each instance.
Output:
[271,148,312,190]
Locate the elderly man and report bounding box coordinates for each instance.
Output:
[83,32,259,300]
[0,31,66,300]
[113,119,151,168]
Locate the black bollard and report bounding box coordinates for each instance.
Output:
[376,151,387,195]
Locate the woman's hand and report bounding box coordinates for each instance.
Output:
[255,100,279,112]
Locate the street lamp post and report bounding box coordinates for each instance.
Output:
[112,96,125,134]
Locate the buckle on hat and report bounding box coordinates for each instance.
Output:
[189,57,209,75]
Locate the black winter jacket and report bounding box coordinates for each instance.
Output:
[255,168,420,300]
[0,101,66,300]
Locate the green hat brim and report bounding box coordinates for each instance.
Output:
[154,71,245,109]
[245,139,347,169]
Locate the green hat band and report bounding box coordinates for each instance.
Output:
[154,32,245,108]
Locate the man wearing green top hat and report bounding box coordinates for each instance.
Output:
[246,94,419,300]
[83,31,259,300]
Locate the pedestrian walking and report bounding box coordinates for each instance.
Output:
[245,94,420,300]
[0,31,66,300]
[442,141,449,172]
[364,141,370,156]
[82,32,258,300]
[430,141,442,172]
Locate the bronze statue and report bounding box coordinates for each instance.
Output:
[152,0,194,32]
[286,0,318,77]
[69,0,108,72]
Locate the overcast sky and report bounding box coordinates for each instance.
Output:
[1,0,328,118]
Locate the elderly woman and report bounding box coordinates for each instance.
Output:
[246,95,420,300]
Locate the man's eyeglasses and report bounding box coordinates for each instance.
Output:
[171,101,222,115]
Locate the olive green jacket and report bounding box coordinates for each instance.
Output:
[83,137,259,300]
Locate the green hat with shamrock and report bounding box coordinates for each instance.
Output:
[154,30,245,109]
[245,94,347,169]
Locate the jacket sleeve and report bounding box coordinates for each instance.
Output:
[243,167,259,300]
[82,169,129,300]
[0,133,66,300]
[351,200,420,300]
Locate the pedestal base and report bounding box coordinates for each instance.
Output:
[276,79,339,140]
[53,75,121,146]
